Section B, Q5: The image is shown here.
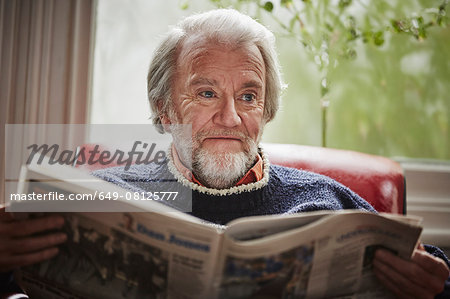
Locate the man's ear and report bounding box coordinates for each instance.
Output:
[160,113,171,125]
[160,115,172,133]
[157,100,172,133]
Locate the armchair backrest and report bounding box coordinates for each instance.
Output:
[263,143,405,214]
[77,143,405,214]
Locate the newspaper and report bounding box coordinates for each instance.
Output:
[10,162,422,299]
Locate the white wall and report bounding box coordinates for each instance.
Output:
[90,0,213,124]
[402,161,450,248]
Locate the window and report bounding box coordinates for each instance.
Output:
[91,0,449,162]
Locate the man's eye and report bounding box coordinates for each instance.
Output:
[199,91,215,98]
[241,94,256,102]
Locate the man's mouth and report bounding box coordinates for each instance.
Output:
[200,136,244,151]
[203,136,242,141]
[196,131,247,148]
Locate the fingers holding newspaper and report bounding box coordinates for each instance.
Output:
[373,245,450,298]
[0,207,67,272]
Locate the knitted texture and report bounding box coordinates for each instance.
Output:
[92,161,375,225]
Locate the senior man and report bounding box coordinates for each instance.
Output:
[1,9,449,298]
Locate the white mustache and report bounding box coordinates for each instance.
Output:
[195,130,248,143]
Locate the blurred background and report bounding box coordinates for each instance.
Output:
[92,0,449,161]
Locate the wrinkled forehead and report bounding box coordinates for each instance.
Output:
[176,34,265,73]
[181,32,245,52]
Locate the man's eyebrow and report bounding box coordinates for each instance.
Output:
[190,78,217,86]
[242,80,263,89]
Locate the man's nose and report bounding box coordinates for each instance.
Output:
[213,97,242,128]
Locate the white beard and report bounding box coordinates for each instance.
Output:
[192,143,258,189]
[171,125,260,189]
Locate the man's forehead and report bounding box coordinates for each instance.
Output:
[177,36,266,82]
[178,35,264,67]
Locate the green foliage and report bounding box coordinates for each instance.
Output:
[183,0,450,159]
[263,1,273,12]
[180,1,190,10]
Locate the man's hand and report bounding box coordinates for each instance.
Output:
[0,207,67,272]
[373,245,450,299]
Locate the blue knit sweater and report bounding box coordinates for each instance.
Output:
[91,161,375,225]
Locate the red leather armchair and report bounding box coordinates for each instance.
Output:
[263,143,405,214]
[76,143,405,214]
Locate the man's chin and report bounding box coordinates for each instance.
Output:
[198,151,244,169]
[201,139,244,154]
[192,150,250,189]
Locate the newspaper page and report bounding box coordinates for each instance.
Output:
[8,158,422,299]
[212,211,422,299]
[19,211,222,299]
[12,161,224,299]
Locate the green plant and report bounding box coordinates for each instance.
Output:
[183,0,449,148]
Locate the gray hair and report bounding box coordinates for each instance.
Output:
[147,9,284,132]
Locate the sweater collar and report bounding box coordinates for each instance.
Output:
[167,145,270,196]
